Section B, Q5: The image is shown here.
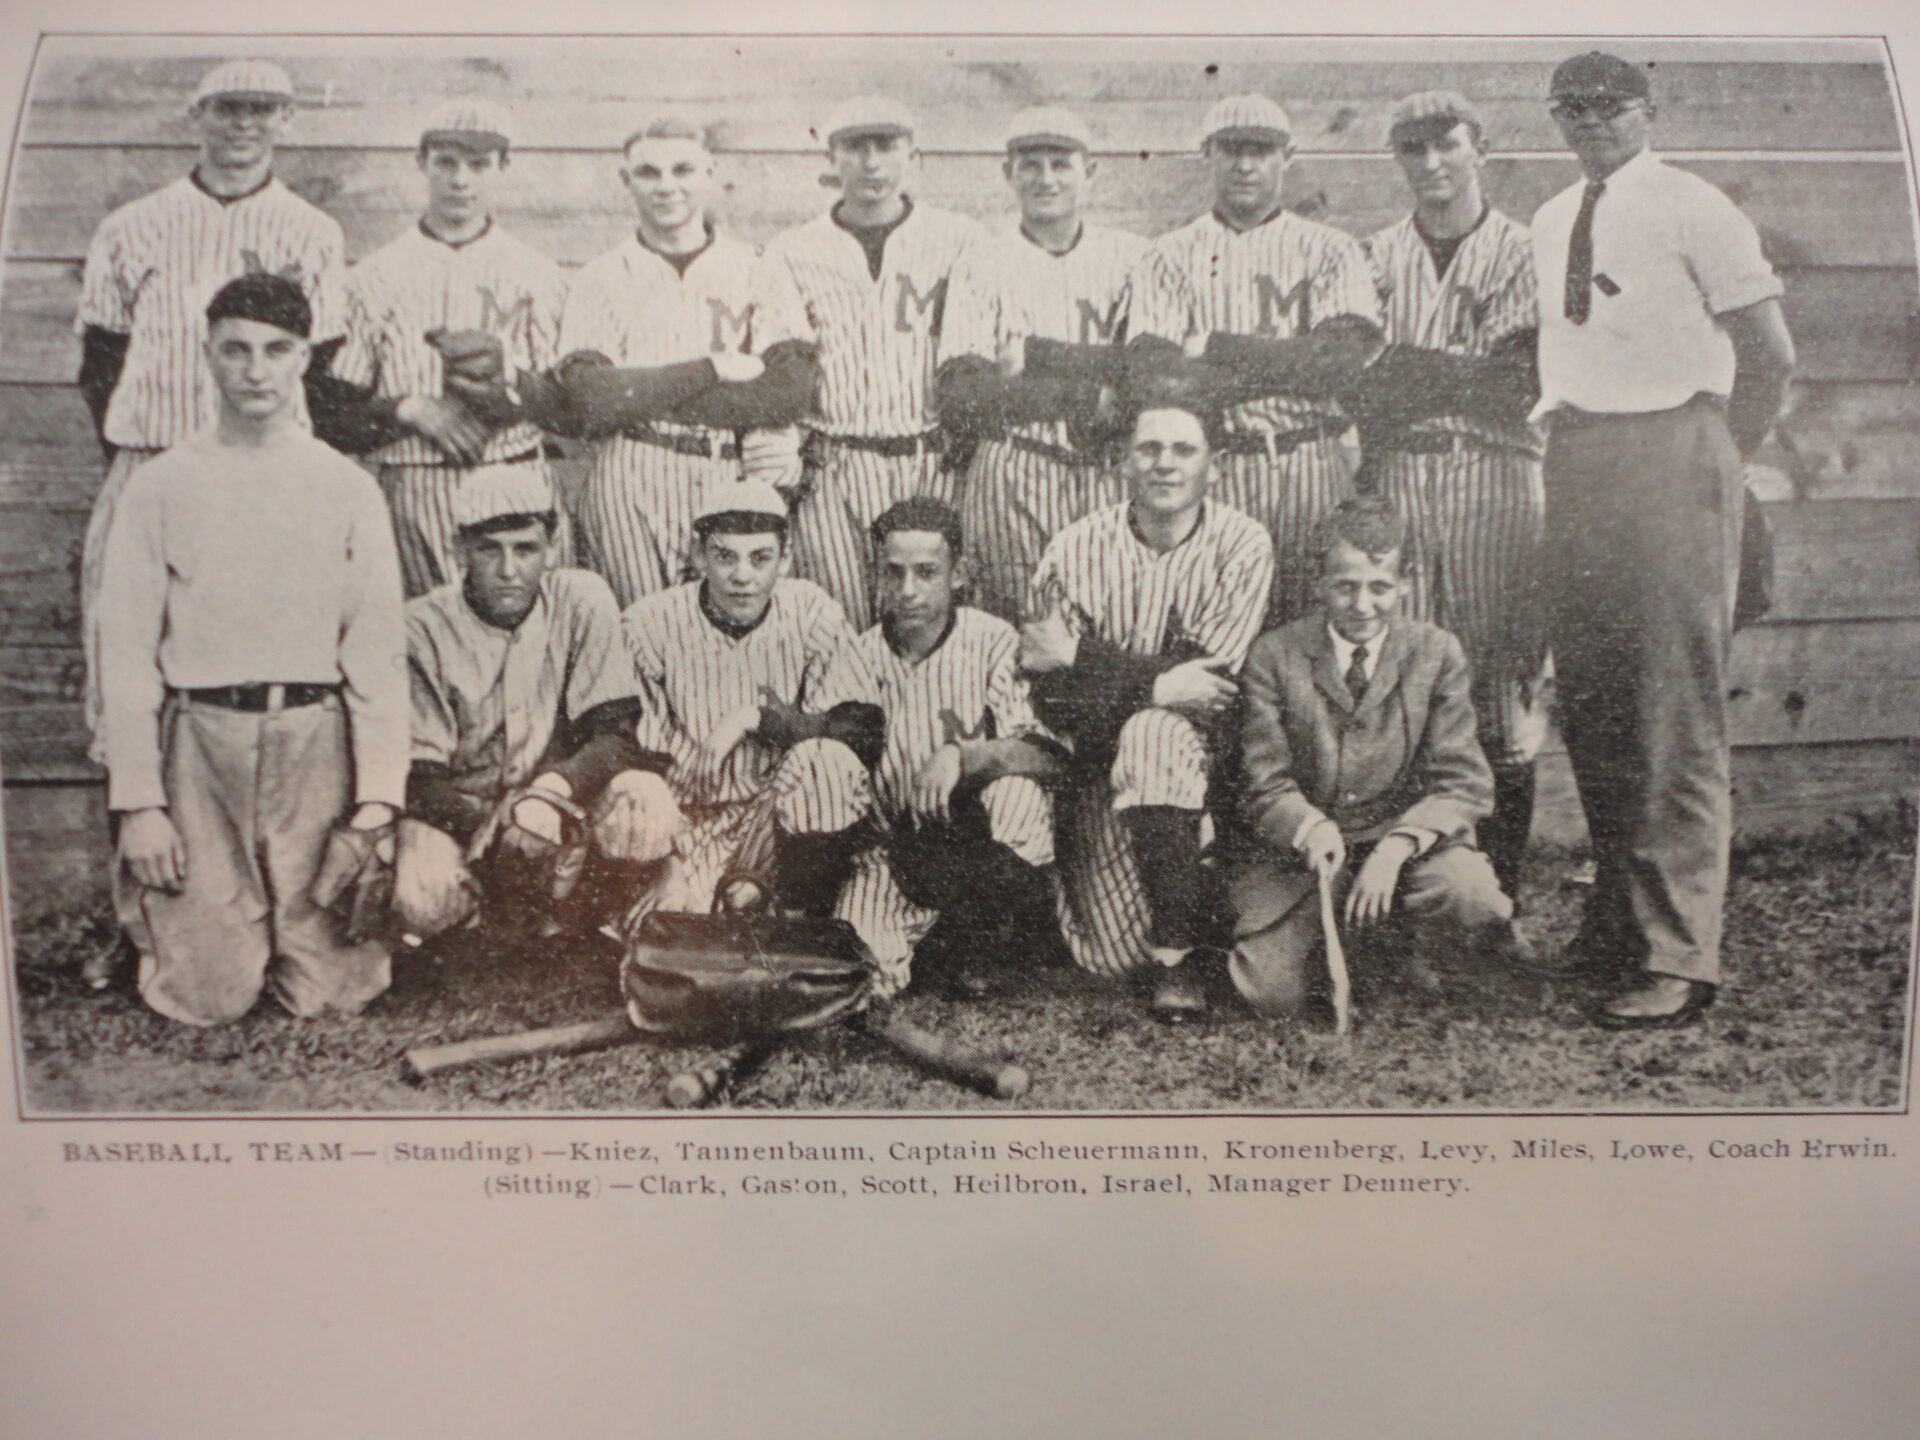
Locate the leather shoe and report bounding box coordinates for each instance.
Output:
[1148,965,1209,1022]
[1591,978,1716,1030]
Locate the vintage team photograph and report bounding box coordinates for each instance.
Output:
[0,33,1913,1114]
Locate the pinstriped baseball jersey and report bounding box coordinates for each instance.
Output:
[1031,501,1275,673]
[940,221,1148,452]
[622,578,851,810]
[406,568,636,812]
[809,607,1047,817]
[1131,210,1380,434]
[76,175,346,450]
[752,201,979,436]
[333,222,567,465]
[1364,206,1543,453]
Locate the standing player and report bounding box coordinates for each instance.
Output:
[777,498,1065,997]
[1355,91,1548,894]
[74,58,347,987]
[752,97,980,629]
[1021,396,1274,1017]
[935,107,1147,620]
[329,100,568,596]
[1059,94,1381,624]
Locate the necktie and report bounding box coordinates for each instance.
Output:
[1345,643,1370,703]
[1564,180,1606,324]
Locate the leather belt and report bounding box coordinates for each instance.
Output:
[1216,418,1348,458]
[1007,433,1113,468]
[180,683,339,712]
[621,421,739,460]
[813,429,944,459]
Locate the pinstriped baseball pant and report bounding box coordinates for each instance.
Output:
[774,737,1054,996]
[575,439,738,610]
[790,440,950,631]
[1211,435,1358,626]
[959,440,1125,622]
[1373,445,1549,769]
[1057,707,1213,977]
[380,457,571,599]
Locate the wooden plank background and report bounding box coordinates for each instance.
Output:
[3,38,1917,885]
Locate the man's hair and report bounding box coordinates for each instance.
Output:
[1309,495,1410,573]
[871,495,963,557]
[205,272,312,338]
[694,510,789,544]
[1127,394,1228,452]
[456,510,559,542]
[622,117,711,155]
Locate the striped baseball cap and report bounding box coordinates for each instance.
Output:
[821,95,915,147]
[191,59,295,106]
[421,99,513,152]
[1199,94,1293,148]
[1386,90,1487,143]
[452,465,558,532]
[1004,106,1092,154]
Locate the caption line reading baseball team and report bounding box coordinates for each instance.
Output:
[69,49,1795,1055]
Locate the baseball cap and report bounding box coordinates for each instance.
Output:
[1386,90,1486,144]
[205,272,311,337]
[191,59,295,107]
[1199,94,1293,149]
[821,96,915,148]
[1004,106,1092,154]
[421,99,513,153]
[452,465,558,532]
[1549,51,1653,102]
[692,478,790,533]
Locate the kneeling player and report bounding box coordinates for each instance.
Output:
[395,465,672,945]
[776,498,1066,997]
[1021,397,1274,1019]
[1230,497,1532,1019]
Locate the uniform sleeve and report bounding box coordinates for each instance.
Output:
[622,603,699,775]
[304,215,350,344]
[1393,632,1496,838]
[337,477,410,807]
[1192,524,1276,671]
[798,591,854,704]
[96,468,171,811]
[75,215,134,334]
[1313,231,1385,330]
[984,627,1047,741]
[404,610,459,768]
[561,574,639,720]
[329,266,383,391]
[528,261,570,373]
[1477,226,1540,348]
[1683,180,1784,316]
[938,241,1002,364]
[806,635,876,715]
[746,247,815,353]
[555,264,616,360]
[1128,244,1196,346]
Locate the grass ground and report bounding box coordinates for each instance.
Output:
[9,823,1913,1114]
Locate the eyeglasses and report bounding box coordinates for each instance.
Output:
[1549,96,1647,123]
[206,97,286,120]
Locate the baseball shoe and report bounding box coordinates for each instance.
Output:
[1146,953,1210,1022]
[1590,977,1716,1030]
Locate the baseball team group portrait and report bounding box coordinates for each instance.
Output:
[0,34,1913,1113]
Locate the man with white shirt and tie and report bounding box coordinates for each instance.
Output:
[1530,51,1795,1028]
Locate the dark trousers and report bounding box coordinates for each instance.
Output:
[1544,396,1742,985]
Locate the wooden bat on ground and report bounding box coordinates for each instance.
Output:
[1316,865,1353,1036]
[862,1007,1031,1099]
[400,1014,636,1082]
[664,1040,775,1108]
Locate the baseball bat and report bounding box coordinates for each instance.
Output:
[1316,866,1353,1036]
[664,1040,777,1109]
[400,1013,637,1082]
[863,1008,1031,1099]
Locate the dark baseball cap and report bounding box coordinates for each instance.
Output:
[1549,51,1653,101]
[205,272,312,337]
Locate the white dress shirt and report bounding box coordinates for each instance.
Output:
[1532,149,1782,415]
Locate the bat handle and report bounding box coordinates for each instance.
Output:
[864,1008,1031,1100]
[400,1013,635,1082]
[1316,867,1353,1037]
[665,1040,775,1109]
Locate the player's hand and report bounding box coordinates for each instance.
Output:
[397,395,489,465]
[1019,599,1079,674]
[699,705,762,772]
[349,802,398,831]
[120,807,186,892]
[996,335,1026,377]
[1298,817,1346,880]
[712,351,766,384]
[908,744,964,826]
[425,328,507,382]
[739,428,805,497]
[593,770,683,865]
[1151,656,1238,716]
[1345,833,1416,929]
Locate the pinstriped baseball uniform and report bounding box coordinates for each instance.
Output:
[752,202,980,628]
[76,174,348,752]
[1363,207,1547,768]
[333,222,568,595]
[557,231,761,607]
[622,578,851,916]
[940,222,1147,620]
[1132,209,1380,621]
[798,606,1055,991]
[1032,500,1274,975]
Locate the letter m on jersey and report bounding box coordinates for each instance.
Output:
[708,298,754,352]
[895,276,948,336]
[1077,297,1124,344]
[939,708,995,744]
[1253,274,1313,336]
[477,286,536,337]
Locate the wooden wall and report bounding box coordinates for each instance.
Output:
[3,38,1917,908]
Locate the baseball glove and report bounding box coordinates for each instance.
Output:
[470,784,593,918]
[592,769,684,865]
[426,327,506,382]
[311,819,397,945]
[392,818,482,938]
[621,893,879,1044]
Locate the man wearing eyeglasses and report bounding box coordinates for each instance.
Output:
[1530,52,1795,1028]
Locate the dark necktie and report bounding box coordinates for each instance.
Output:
[1564,180,1606,324]
[1345,643,1370,703]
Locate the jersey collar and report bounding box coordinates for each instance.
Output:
[188,168,276,205]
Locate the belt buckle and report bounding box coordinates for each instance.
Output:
[265,683,286,712]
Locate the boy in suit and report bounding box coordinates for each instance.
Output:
[1228,495,1531,1019]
